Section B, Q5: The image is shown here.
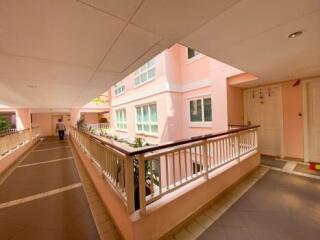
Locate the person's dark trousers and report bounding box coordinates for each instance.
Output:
[58,130,65,140]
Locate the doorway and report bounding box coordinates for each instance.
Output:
[244,85,283,157]
[303,79,320,163]
[51,114,70,136]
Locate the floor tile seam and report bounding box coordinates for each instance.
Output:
[0,140,41,186]
[68,139,119,240]
[34,145,69,150]
[17,157,74,168]
[283,161,297,171]
[172,167,269,240]
[38,140,68,145]
[264,165,320,180]
[0,182,82,209]
[31,146,71,152]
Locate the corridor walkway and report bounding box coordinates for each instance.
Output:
[168,166,320,240]
[0,137,100,240]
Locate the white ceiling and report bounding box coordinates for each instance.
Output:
[0,0,319,108]
[182,0,320,87]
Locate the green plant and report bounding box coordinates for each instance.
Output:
[0,114,10,134]
[76,119,85,129]
[134,137,143,148]
[91,95,109,106]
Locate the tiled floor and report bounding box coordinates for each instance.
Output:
[198,170,320,240]
[167,164,320,240]
[165,167,268,240]
[0,136,107,240]
[260,156,286,169]
[294,164,320,176]
[261,155,320,179]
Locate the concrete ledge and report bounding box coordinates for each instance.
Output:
[70,137,131,240]
[131,152,260,240]
[0,137,39,178]
[70,135,260,240]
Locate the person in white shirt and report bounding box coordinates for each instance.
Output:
[56,119,66,140]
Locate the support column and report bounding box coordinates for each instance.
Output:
[15,108,31,131]
[70,108,81,127]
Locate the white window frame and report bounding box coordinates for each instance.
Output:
[133,58,156,88]
[115,108,127,132]
[114,81,125,96]
[135,102,158,136]
[188,95,212,128]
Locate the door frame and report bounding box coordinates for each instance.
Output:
[302,78,320,163]
[243,84,284,158]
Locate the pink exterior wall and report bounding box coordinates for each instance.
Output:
[32,113,52,136]
[32,113,71,136]
[110,44,243,143]
[227,86,244,125]
[282,80,304,159]
[82,113,99,124]
[113,92,171,144]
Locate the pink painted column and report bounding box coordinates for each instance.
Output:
[70,108,81,127]
[15,108,31,130]
[209,66,229,132]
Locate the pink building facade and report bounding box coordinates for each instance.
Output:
[110,44,242,144]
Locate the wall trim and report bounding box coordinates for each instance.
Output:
[112,77,211,107]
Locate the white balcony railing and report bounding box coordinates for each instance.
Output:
[0,127,40,157]
[87,123,109,130]
[70,125,258,214]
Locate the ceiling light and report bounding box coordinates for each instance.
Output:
[288,31,303,39]
[26,84,37,89]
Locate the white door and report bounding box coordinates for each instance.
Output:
[244,86,283,157]
[305,80,320,162]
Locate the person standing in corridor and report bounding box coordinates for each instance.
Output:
[56,119,66,140]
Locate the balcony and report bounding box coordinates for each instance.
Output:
[69,125,259,239]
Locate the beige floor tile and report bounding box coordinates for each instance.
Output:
[203,207,221,222]
[174,229,196,240]
[92,206,107,217]
[95,213,110,225]
[195,213,214,228]
[101,228,121,240]
[185,221,205,237]
[97,220,115,234]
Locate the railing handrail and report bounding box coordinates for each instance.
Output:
[72,125,259,157]
[0,128,30,138]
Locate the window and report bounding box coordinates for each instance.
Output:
[114,81,125,96]
[187,48,200,59]
[115,109,127,130]
[136,103,158,135]
[189,96,212,123]
[134,58,156,86]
